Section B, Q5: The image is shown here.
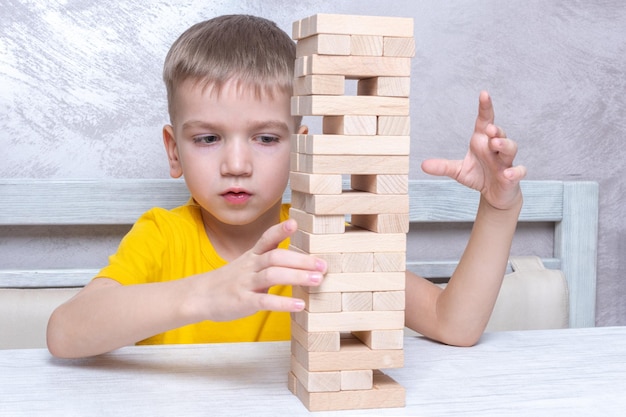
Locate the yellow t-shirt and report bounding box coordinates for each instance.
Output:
[97,200,292,345]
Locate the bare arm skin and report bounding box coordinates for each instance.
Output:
[47,219,326,358]
[404,91,526,346]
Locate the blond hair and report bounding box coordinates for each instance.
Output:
[163,15,295,120]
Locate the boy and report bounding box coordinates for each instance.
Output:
[47,14,526,358]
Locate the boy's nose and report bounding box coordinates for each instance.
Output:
[221,140,252,176]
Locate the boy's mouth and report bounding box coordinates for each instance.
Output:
[221,189,252,204]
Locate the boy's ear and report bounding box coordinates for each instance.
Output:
[163,125,183,179]
[297,125,309,135]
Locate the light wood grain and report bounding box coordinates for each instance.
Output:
[292,95,410,116]
[294,14,414,39]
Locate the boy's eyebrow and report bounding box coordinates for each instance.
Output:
[182,120,291,133]
[247,120,291,132]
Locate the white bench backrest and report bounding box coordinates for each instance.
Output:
[0,179,598,348]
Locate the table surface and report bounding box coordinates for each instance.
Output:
[1,326,625,417]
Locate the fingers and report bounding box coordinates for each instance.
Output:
[485,123,506,139]
[254,260,325,291]
[253,218,297,256]
[250,219,327,292]
[253,218,326,272]
[474,90,495,132]
[253,293,306,313]
[487,133,526,184]
[488,135,516,157]
[421,158,462,178]
[503,165,527,182]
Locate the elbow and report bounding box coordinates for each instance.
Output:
[435,324,485,348]
[443,334,481,348]
[46,309,77,359]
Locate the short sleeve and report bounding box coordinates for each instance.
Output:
[96,209,169,285]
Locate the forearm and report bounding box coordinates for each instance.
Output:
[47,277,202,358]
[407,194,522,346]
[441,194,522,343]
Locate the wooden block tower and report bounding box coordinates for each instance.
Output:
[287,13,414,411]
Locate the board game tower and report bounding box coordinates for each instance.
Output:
[287,13,415,411]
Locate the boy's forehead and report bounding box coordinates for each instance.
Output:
[171,78,298,128]
[181,77,291,101]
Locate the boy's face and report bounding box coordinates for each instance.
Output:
[163,78,304,227]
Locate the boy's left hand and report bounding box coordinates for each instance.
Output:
[421,91,526,210]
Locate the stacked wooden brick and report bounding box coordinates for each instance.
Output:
[287,14,414,411]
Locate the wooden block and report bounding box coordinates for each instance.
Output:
[341,252,374,273]
[350,35,383,56]
[294,14,414,39]
[289,171,342,195]
[292,18,302,40]
[294,54,411,78]
[342,291,373,311]
[351,174,409,194]
[289,208,345,234]
[288,370,298,395]
[296,34,351,57]
[357,76,410,97]
[322,116,377,136]
[373,252,407,272]
[290,132,300,152]
[296,154,409,175]
[373,291,406,311]
[295,192,409,215]
[291,228,406,252]
[293,74,345,96]
[293,56,309,86]
[306,271,406,294]
[290,151,299,171]
[293,309,404,332]
[292,285,342,312]
[319,253,344,273]
[341,369,373,390]
[383,36,416,57]
[289,190,306,211]
[290,320,340,352]
[293,371,405,411]
[351,213,410,233]
[377,115,411,135]
[292,336,404,372]
[292,95,409,116]
[352,329,405,350]
[297,134,410,156]
[290,355,341,392]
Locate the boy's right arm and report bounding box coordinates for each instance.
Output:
[46,219,326,358]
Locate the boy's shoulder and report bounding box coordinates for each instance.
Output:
[134,199,203,233]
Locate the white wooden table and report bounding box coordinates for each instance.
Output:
[1,327,624,416]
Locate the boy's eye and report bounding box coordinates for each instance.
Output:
[256,135,279,144]
[193,135,219,144]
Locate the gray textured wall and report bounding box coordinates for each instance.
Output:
[1,1,624,326]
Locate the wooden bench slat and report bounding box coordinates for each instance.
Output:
[0,179,190,225]
[0,258,562,289]
[0,178,599,328]
[1,179,563,225]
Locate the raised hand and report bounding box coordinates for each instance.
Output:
[421,91,526,210]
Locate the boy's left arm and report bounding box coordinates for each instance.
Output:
[405,91,527,347]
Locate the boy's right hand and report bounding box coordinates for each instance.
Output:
[194,219,326,322]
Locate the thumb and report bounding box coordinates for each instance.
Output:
[421,158,461,178]
[252,219,298,256]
